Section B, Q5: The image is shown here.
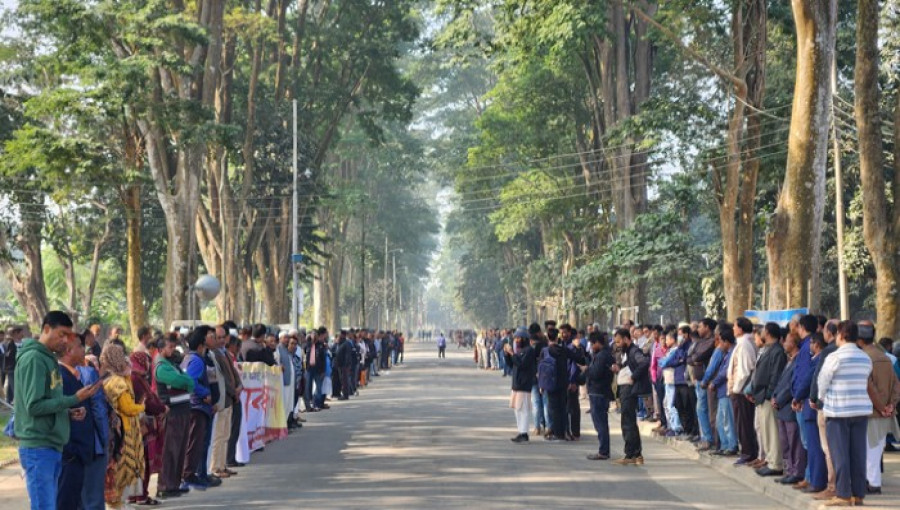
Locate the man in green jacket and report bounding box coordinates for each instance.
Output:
[154,334,196,498]
[14,311,100,510]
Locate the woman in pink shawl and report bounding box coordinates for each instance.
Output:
[129,351,167,506]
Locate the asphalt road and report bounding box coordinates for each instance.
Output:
[157,341,786,510]
[0,341,789,509]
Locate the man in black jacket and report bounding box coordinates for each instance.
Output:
[612,328,651,465]
[0,327,18,403]
[750,322,787,477]
[335,333,353,400]
[543,328,571,441]
[584,331,614,460]
[772,333,805,485]
[688,318,717,449]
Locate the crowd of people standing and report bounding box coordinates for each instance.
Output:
[5,310,405,510]
[494,316,900,507]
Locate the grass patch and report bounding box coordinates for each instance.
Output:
[0,412,17,466]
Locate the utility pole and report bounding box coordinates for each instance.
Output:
[360,214,366,326]
[384,235,389,330]
[291,99,300,329]
[831,59,849,320]
[392,253,397,329]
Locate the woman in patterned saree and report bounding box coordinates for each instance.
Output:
[101,343,146,508]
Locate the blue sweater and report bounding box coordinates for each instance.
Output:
[660,341,691,385]
[712,350,733,400]
[702,348,725,386]
[77,365,109,457]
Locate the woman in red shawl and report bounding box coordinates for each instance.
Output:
[129,351,167,506]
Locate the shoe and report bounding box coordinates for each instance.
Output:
[665,430,678,437]
[734,457,752,466]
[722,449,739,457]
[676,434,692,441]
[634,456,644,465]
[203,475,223,487]
[792,480,810,490]
[749,459,766,469]
[613,457,637,465]
[851,497,864,505]
[337,396,349,401]
[710,450,726,456]
[756,467,783,477]
[544,434,561,441]
[183,476,208,491]
[511,434,529,443]
[778,475,803,485]
[175,486,190,494]
[157,490,183,499]
[586,453,609,460]
[533,427,543,436]
[690,435,700,443]
[697,442,711,451]
[813,490,838,500]
[212,470,230,478]
[866,484,881,495]
[320,404,331,409]
[802,486,825,494]
[821,497,854,506]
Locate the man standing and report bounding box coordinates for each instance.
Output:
[584,331,614,461]
[809,320,840,499]
[612,328,651,465]
[857,321,900,495]
[437,332,447,359]
[689,318,717,450]
[155,334,195,498]
[276,331,296,424]
[210,327,238,479]
[134,326,153,354]
[15,311,100,510]
[0,327,19,402]
[818,321,873,507]
[751,322,787,477]
[792,314,827,492]
[57,333,94,510]
[773,333,805,485]
[335,333,353,401]
[728,317,759,466]
[561,324,585,441]
[241,324,275,365]
[225,335,245,468]
[181,326,218,490]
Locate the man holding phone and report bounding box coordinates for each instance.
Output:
[14,311,101,510]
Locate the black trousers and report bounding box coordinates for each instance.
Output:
[675,384,698,436]
[183,410,210,480]
[339,367,352,399]
[566,389,581,437]
[619,385,642,458]
[226,400,242,465]
[547,390,567,438]
[730,394,758,460]
[160,410,190,491]
[57,453,85,510]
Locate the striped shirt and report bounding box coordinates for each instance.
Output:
[816,343,873,418]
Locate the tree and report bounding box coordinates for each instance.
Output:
[765,0,836,310]
[854,0,899,338]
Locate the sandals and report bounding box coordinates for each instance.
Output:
[137,498,161,506]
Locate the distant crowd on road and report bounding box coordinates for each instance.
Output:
[480,316,900,508]
[2,311,407,510]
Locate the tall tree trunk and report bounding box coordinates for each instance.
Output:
[765,0,835,311]
[0,211,49,330]
[855,0,900,339]
[122,185,148,339]
[81,215,112,320]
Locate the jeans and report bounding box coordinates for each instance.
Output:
[716,396,737,451]
[531,386,546,430]
[664,383,681,433]
[19,446,62,510]
[654,378,668,428]
[197,410,215,478]
[695,384,713,442]
[81,453,106,510]
[313,371,326,408]
[589,394,611,456]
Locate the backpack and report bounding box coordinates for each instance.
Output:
[537,349,557,392]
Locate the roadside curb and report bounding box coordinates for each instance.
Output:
[637,419,898,510]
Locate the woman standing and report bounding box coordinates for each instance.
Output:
[128,351,167,506]
[504,329,536,443]
[101,344,145,509]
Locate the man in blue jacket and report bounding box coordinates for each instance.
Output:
[181,326,217,490]
[791,315,827,493]
[57,333,93,510]
[710,325,737,455]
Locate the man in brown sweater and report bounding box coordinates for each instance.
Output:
[858,321,900,494]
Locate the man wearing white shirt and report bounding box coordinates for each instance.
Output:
[728,317,759,465]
